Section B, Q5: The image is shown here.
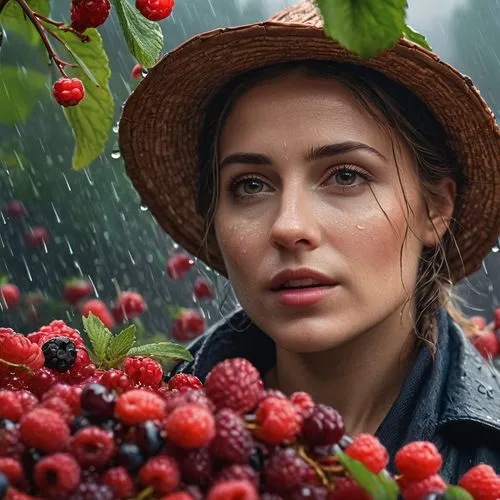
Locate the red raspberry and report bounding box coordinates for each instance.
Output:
[0,425,24,458]
[0,391,22,421]
[164,388,215,414]
[215,464,259,488]
[403,474,447,500]
[345,433,389,474]
[291,486,329,499]
[211,409,253,463]
[255,396,301,445]
[19,408,70,453]
[166,252,193,280]
[37,397,73,425]
[472,329,499,359]
[113,291,147,323]
[395,441,442,481]
[207,479,258,500]
[205,358,264,414]
[70,0,110,31]
[329,477,370,499]
[164,403,215,449]
[458,464,500,500]
[52,77,85,107]
[71,427,115,468]
[29,320,85,348]
[124,356,163,387]
[139,455,180,494]
[24,367,57,397]
[100,369,132,393]
[290,392,314,419]
[0,284,20,310]
[24,226,49,248]
[80,299,115,329]
[131,63,143,79]
[5,487,41,500]
[177,446,213,486]
[167,373,203,392]
[101,466,135,498]
[0,328,44,371]
[302,404,344,446]
[172,309,206,342]
[70,482,114,499]
[63,278,93,306]
[42,384,81,414]
[16,391,38,413]
[0,457,23,485]
[160,493,194,500]
[115,389,166,425]
[263,448,318,494]
[34,453,80,497]
[4,200,26,219]
[61,348,95,383]
[193,278,214,300]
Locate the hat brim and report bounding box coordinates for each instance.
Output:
[119,21,500,283]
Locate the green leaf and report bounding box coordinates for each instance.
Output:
[316,0,407,58]
[51,27,114,170]
[377,470,400,498]
[0,274,9,285]
[82,312,113,365]
[107,324,137,367]
[110,0,163,68]
[0,0,50,46]
[402,24,432,50]
[0,66,47,124]
[128,342,193,362]
[444,486,474,500]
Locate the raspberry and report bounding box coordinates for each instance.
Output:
[0,284,20,310]
[63,279,93,306]
[193,277,214,300]
[42,384,81,414]
[38,397,74,425]
[5,487,37,500]
[138,455,180,494]
[160,493,194,500]
[24,367,57,397]
[291,486,328,499]
[112,291,147,323]
[211,409,253,463]
[115,389,166,425]
[16,391,38,414]
[404,474,447,500]
[330,477,370,499]
[19,408,70,453]
[290,392,314,419]
[207,479,258,500]
[215,464,259,488]
[124,356,163,388]
[24,226,49,249]
[71,427,115,468]
[34,453,80,497]
[0,458,23,485]
[345,433,389,474]
[164,403,215,449]
[301,404,344,446]
[0,391,22,421]
[205,358,264,414]
[63,348,95,382]
[41,337,77,372]
[70,0,110,31]
[0,328,44,372]
[166,252,193,280]
[100,369,132,393]
[164,388,215,414]
[168,373,203,392]
[0,424,24,458]
[29,320,85,349]
[171,309,206,342]
[131,63,143,79]
[263,448,318,493]
[255,396,301,445]
[395,441,443,481]
[101,466,135,498]
[69,482,114,499]
[177,447,213,486]
[458,464,500,500]
[4,200,26,219]
[80,299,115,329]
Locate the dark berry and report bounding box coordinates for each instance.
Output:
[0,472,9,498]
[249,447,265,472]
[117,443,146,472]
[21,448,44,478]
[0,420,15,431]
[420,495,445,500]
[302,404,344,446]
[177,447,213,486]
[69,482,114,500]
[80,384,116,419]
[42,337,77,372]
[71,415,92,433]
[136,420,165,456]
[290,486,328,499]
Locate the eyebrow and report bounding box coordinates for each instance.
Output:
[219,141,387,169]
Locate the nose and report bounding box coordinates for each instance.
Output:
[269,187,321,252]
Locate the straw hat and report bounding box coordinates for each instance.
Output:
[119,0,500,283]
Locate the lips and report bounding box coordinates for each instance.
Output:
[269,268,337,291]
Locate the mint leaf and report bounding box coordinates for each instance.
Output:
[0,0,50,46]
[82,313,112,365]
[128,342,193,362]
[316,0,407,58]
[444,486,474,500]
[0,66,47,124]
[107,324,137,367]
[111,0,163,68]
[402,24,432,50]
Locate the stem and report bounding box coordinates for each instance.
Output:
[34,12,90,42]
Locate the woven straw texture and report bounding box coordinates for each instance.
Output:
[119,0,500,283]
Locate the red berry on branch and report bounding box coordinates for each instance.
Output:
[171,309,206,342]
[0,284,20,310]
[166,252,194,280]
[131,63,144,79]
[63,278,93,306]
[80,299,115,329]
[193,278,215,301]
[4,200,27,219]
[472,329,499,359]
[70,0,111,31]
[136,0,174,21]
[345,434,389,474]
[113,291,147,323]
[395,441,442,481]
[52,77,85,107]
[24,226,49,248]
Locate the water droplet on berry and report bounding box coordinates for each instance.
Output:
[112,123,120,134]
[140,205,149,211]
[111,149,121,159]
[141,68,149,78]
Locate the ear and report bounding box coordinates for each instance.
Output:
[421,178,456,247]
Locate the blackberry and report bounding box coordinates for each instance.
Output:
[0,472,9,498]
[69,482,114,500]
[42,337,77,372]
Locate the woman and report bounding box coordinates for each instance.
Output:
[119,0,500,483]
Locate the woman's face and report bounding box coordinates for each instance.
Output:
[214,72,445,353]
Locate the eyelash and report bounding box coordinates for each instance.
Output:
[228,165,373,201]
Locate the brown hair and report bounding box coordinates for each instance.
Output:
[196,60,469,350]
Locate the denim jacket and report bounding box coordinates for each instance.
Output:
[171,307,500,483]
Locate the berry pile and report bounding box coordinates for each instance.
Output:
[0,320,499,499]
